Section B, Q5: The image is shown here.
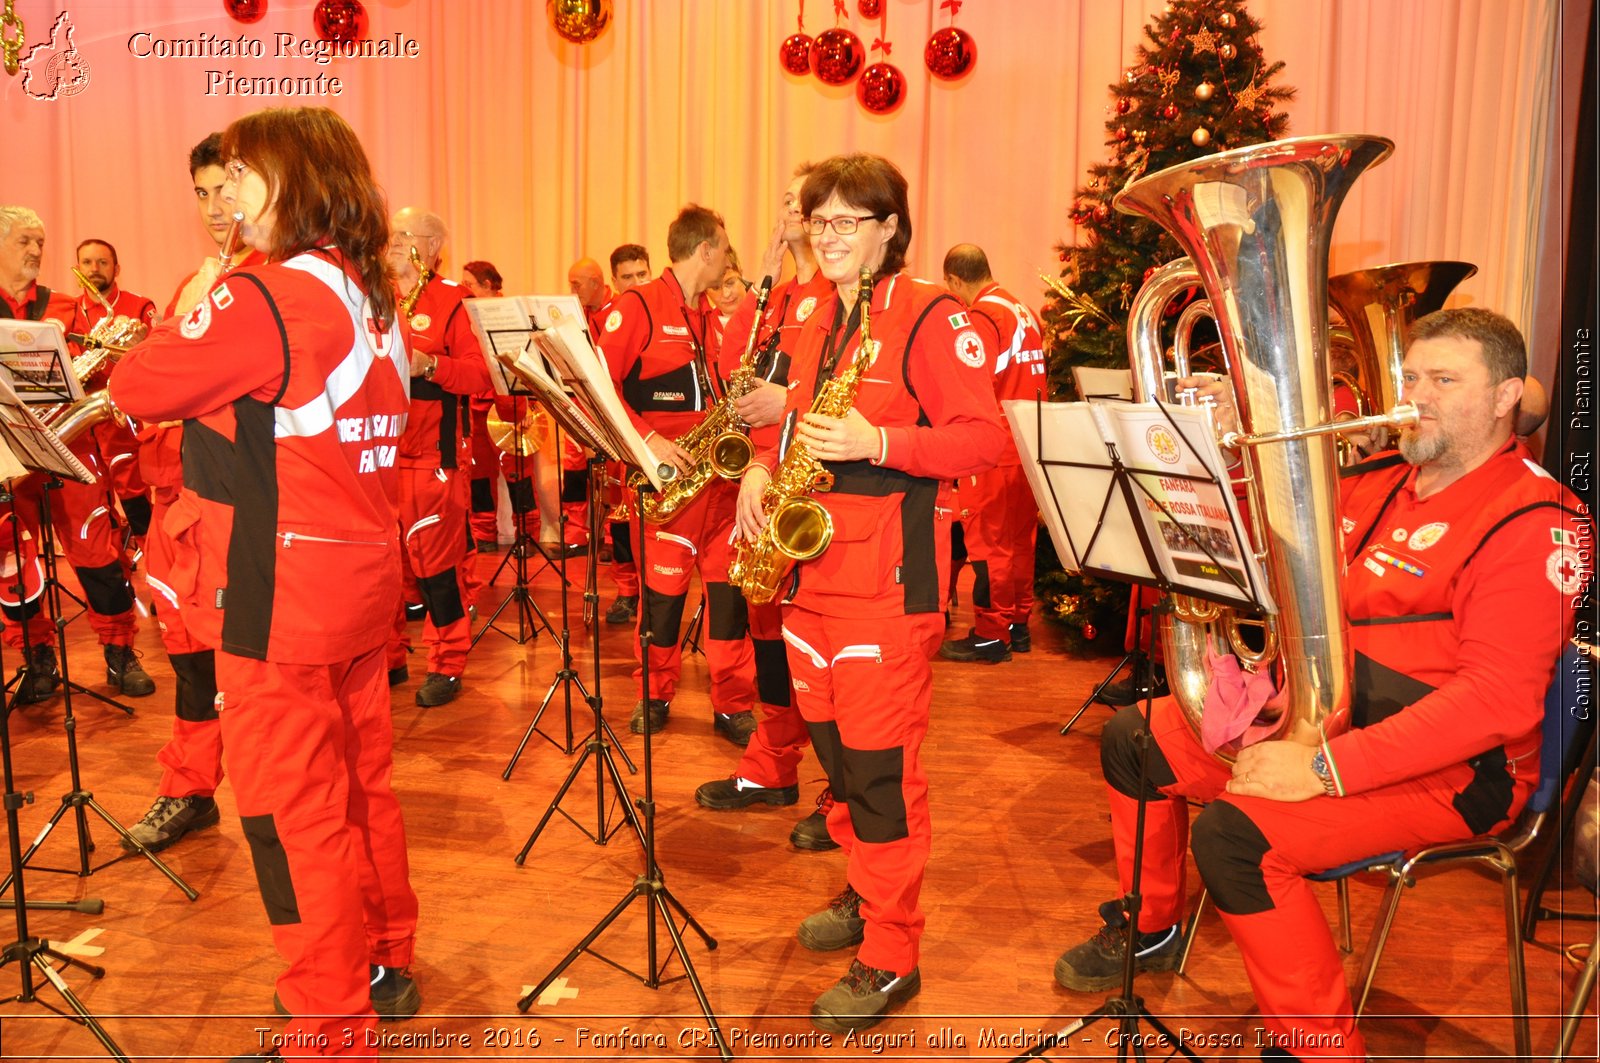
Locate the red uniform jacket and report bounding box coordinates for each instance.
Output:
[68,284,158,337]
[718,271,833,451]
[1332,441,1589,827]
[755,274,1008,617]
[968,283,1047,467]
[597,269,714,444]
[109,250,410,664]
[398,276,490,471]
[584,288,615,341]
[1,282,76,331]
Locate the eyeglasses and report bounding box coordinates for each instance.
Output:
[803,214,882,236]
[224,160,251,180]
[389,231,437,246]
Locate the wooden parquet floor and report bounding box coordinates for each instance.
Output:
[0,549,1595,1061]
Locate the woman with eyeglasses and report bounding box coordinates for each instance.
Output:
[109,107,420,1059]
[734,152,1007,1032]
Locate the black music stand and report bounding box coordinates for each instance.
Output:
[1004,395,1267,1062]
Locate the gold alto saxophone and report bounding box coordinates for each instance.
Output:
[728,267,877,605]
[399,245,432,327]
[638,278,774,524]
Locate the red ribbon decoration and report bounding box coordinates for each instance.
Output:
[941,0,964,16]
[872,38,892,55]
[873,3,889,53]
[797,0,804,32]
[833,0,848,20]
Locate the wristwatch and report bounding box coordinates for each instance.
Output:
[423,356,437,381]
[1311,750,1338,797]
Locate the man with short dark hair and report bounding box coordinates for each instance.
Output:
[597,206,757,740]
[599,243,654,623]
[1054,308,1590,1060]
[938,243,1046,664]
[609,243,651,291]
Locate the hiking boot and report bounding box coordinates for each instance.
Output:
[387,664,409,687]
[105,644,156,696]
[275,963,421,1022]
[1094,655,1168,707]
[791,788,840,851]
[797,883,866,951]
[713,710,758,747]
[695,776,799,810]
[14,644,60,705]
[1010,623,1032,653]
[1053,898,1181,992]
[605,595,639,625]
[415,673,460,707]
[938,629,1011,663]
[630,698,669,734]
[120,794,220,853]
[810,958,921,1033]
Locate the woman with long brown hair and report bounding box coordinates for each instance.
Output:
[109,106,419,1058]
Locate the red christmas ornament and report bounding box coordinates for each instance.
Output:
[224,0,268,23]
[1116,97,1132,115]
[924,26,977,80]
[1161,102,1179,119]
[856,61,905,114]
[857,0,883,17]
[313,0,367,42]
[811,27,864,85]
[1093,203,1110,220]
[779,32,814,75]
[1114,126,1129,142]
[1083,623,1098,641]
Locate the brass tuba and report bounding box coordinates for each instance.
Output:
[1115,134,1414,755]
[729,268,876,605]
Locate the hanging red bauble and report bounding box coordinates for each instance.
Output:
[1093,203,1110,220]
[313,0,367,42]
[1083,623,1098,641]
[224,0,268,23]
[1161,102,1179,119]
[1116,97,1132,115]
[811,28,865,85]
[547,0,612,43]
[1114,126,1129,142]
[779,32,814,75]
[856,61,905,114]
[924,26,977,81]
[857,0,883,17]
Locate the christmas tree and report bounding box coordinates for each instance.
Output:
[1037,0,1295,647]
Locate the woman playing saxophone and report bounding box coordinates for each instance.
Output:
[731,153,1006,1033]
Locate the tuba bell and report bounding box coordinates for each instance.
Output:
[1114,134,1408,756]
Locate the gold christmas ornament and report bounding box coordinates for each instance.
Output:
[1186,24,1219,55]
[1195,80,1215,101]
[1191,126,1211,147]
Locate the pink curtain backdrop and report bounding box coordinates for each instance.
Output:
[1,0,1578,387]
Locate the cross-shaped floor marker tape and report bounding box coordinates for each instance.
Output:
[523,978,580,1006]
[46,928,105,957]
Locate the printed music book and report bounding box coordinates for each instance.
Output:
[0,367,94,485]
[0,318,85,406]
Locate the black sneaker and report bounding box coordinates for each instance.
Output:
[104,644,156,697]
[791,788,841,851]
[938,629,1011,663]
[1094,656,1168,707]
[415,673,460,707]
[275,963,421,1022]
[404,601,426,621]
[797,883,866,951]
[14,644,60,704]
[387,664,409,687]
[1010,624,1032,653]
[630,698,669,734]
[605,595,639,625]
[713,710,758,747]
[811,958,921,1033]
[1054,898,1181,992]
[695,776,799,810]
[120,794,220,853]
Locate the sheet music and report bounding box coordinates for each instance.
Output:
[462,295,590,400]
[0,318,83,405]
[0,367,96,484]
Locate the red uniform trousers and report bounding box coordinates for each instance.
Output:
[94,418,146,506]
[219,649,418,1058]
[731,599,807,787]
[146,492,222,798]
[961,465,1037,640]
[1,458,137,651]
[781,607,944,976]
[387,467,472,678]
[631,481,753,713]
[1104,697,1533,1058]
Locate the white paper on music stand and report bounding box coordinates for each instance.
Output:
[0,318,83,406]
[1092,401,1271,612]
[1005,399,1154,581]
[0,367,95,484]
[463,295,590,400]
[532,316,671,491]
[495,342,609,456]
[1071,365,1133,402]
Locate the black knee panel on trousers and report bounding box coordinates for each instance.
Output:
[643,589,686,648]
[121,495,153,537]
[807,720,845,788]
[240,813,301,926]
[1191,799,1275,916]
[840,744,909,843]
[76,560,134,616]
[507,477,535,515]
[470,477,495,513]
[561,469,587,504]
[1100,704,1178,799]
[970,559,992,609]
[753,638,792,707]
[950,519,967,564]
[418,568,466,627]
[610,521,634,563]
[170,650,219,722]
[1,598,41,624]
[705,582,749,641]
